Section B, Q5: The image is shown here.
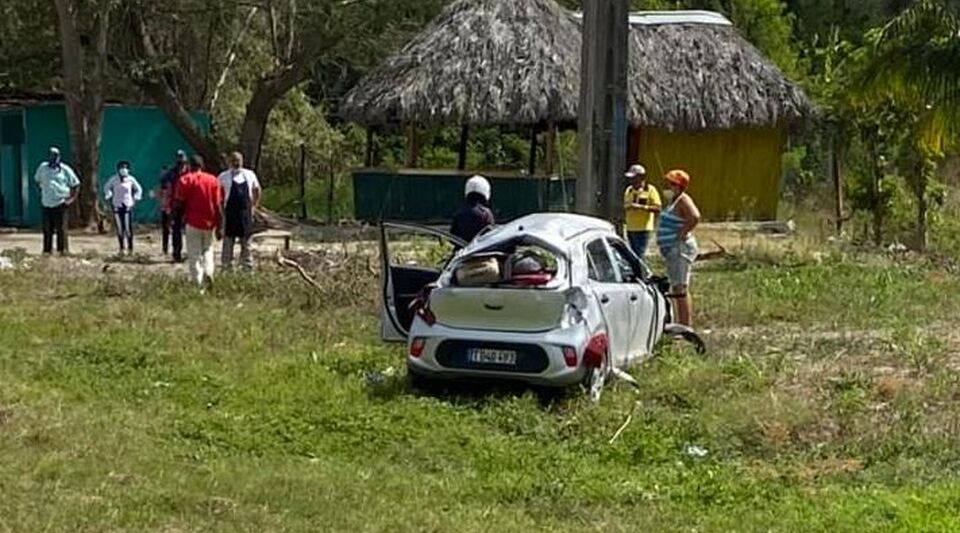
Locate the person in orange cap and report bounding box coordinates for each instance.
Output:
[656,169,701,326]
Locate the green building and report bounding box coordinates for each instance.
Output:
[0,94,208,226]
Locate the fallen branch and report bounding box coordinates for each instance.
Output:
[275,250,323,292]
[609,400,641,445]
[696,238,732,262]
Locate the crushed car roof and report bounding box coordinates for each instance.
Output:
[467,213,615,252]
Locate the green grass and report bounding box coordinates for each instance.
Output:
[1,248,959,532]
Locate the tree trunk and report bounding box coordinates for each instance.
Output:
[913,158,930,252]
[54,0,108,229]
[830,128,845,235]
[131,13,223,170]
[915,186,928,252]
[871,162,883,247]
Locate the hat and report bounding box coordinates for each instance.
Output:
[49,146,61,155]
[624,164,646,179]
[665,169,690,188]
[175,149,188,161]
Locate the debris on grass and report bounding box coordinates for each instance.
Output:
[683,445,709,458]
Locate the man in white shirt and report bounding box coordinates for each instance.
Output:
[218,152,262,270]
[34,146,80,255]
[103,160,143,255]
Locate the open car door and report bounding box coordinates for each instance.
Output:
[380,222,466,342]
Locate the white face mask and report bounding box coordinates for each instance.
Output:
[119,168,130,178]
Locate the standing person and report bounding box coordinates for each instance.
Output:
[34,146,80,255]
[622,164,661,257]
[218,152,261,270]
[103,161,143,255]
[174,155,224,289]
[450,175,495,243]
[160,150,189,261]
[657,169,701,327]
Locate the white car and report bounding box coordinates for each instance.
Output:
[379,213,699,400]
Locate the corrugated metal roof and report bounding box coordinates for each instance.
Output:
[628,10,732,26]
[571,10,733,27]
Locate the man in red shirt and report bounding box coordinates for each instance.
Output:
[174,155,224,288]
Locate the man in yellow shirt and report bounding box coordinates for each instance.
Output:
[623,164,661,257]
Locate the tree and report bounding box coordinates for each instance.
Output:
[119,0,419,171]
[858,0,960,249]
[52,0,112,228]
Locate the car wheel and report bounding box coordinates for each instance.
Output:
[583,353,610,403]
[407,370,435,391]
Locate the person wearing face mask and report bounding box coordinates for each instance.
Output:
[159,150,190,261]
[34,146,80,255]
[217,152,261,270]
[103,161,143,255]
[656,169,701,327]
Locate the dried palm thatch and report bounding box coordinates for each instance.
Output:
[627,22,809,130]
[340,0,581,126]
[341,0,812,131]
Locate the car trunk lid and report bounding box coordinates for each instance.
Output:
[429,287,567,332]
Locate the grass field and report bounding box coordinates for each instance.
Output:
[1,244,959,532]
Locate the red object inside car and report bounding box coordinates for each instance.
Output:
[509,273,554,286]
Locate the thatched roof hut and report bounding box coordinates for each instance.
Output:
[341,3,811,130]
[625,11,809,130]
[342,1,813,221]
[340,0,581,126]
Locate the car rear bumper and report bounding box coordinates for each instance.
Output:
[406,321,591,387]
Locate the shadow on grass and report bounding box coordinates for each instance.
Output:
[364,370,571,409]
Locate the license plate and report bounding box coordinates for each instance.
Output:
[467,347,517,366]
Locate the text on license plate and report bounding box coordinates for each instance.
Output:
[467,348,517,365]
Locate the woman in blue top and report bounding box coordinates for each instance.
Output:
[656,169,701,327]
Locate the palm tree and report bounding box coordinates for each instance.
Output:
[858,0,960,249]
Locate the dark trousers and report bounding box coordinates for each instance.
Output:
[161,212,184,259]
[113,206,134,252]
[42,204,68,254]
[628,230,652,258]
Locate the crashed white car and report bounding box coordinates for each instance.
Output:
[380,213,697,399]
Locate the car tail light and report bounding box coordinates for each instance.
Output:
[562,346,578,367]
[583,333,608,368]
[410,337,427,358]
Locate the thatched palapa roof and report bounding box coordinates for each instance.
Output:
[340,0,581,126]
[340,1,812,130]
[625,12,809,130]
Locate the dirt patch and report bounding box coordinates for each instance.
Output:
[797,457,865,481]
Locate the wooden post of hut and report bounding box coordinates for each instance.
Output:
[406,125,420,168]
[365,128,375,167]
[457,125,469,171]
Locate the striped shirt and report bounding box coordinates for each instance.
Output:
[657,197,687,250]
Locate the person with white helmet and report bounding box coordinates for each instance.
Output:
[450,175,495,243]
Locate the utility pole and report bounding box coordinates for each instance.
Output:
[577,0,630,220]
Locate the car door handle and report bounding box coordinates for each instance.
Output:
[630,294,638,302]
[600,295,610,304]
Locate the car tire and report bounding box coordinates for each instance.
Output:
[407,369,435,391]
[582,352,610,403]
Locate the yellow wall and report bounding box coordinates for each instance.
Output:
[634,126,785,221]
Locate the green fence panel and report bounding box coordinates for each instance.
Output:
[14,103,209,227]
[353,170,578,224]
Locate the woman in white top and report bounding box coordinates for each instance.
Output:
[103,160,143,255]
